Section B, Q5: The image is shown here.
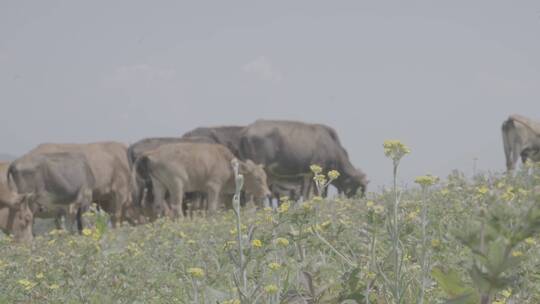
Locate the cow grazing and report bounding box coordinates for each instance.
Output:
[239,120,368,198]
[0,162,33,242]
[15,142,135,227]
[502,114,540,171]
[132,142,271,219]
[7,153,95,232]
[127,136,218,218]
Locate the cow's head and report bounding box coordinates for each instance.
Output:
[2,193,34,243]
[337,170,368,198]
[521,146,540,164]
[239,160,271,200]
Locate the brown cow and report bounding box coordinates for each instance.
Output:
[0,162,33,242]
[132,143,271,219]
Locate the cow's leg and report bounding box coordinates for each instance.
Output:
[206,183,221,216]
[150,177,166,221]
[54,209,65,230]
[169,179,185,220]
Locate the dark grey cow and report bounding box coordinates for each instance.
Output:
[132,142,271,218]
[15,142,135,227]
[502,114,540,171]
[8,152,95,232]
[181,125,245,157]
[239,120,368,198]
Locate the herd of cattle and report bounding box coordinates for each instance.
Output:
[1,114,539,243]
[0,119,369,242]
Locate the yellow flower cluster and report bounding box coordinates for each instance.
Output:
[366,201,385,214]
[82,228,93,237]
[17,279,36,290]
[310,164,322,174]
[476,186,489,195]
[275,237,289,247]
[328,170,340,180]
[251,239,263,248]
[415,174,439,187]
[383,140,411,161]
[278,202,290,213]
[187,267,205,278]
[268,262,281,271]
[222,299,241,304]
[264,284,279,294]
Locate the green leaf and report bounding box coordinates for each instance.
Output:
[432,267,479,304]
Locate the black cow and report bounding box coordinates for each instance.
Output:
[239,120,368,198]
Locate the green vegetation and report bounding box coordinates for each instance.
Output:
[1,142,540,303]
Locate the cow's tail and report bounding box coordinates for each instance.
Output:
[502,117,516,171]
[131,156,150,207]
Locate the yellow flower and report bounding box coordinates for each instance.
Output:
[279,196,289,203]
[321,220,331,230]
[302,202,313,211]
[366,201,375,208]
[431,239,441,248]
[383,140,411,161]
[440,188,449,195]
[223,300,241,304]
[187,267,205,279]
[407,210,419,221]
[263,207,273,212]
[82,228,93,236]
[312,196,323,203]
[511,250,523,257]
[48,284,60,290]
[476,186,489,195]
[275,238,289,247]
[251,239,263,248]
[268,262,281,271]
[264,284,279,294]
[492,301,504,304]
[17,279,35,290]
[328,170,340,180]
[187,239,196,245]
[310,164,322,174]
[525,237,536,245]
[415,174,439,187]
[501,289,512,298]
[277,202,289,213]
[373,205,385,214]
[36,273,44,279]
[366,272,376,280]
[224,240,237,249]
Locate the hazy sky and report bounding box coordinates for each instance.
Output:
[1,1,539,189]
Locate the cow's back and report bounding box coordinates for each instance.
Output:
[146,142,235,188]
[241,120,350,173]
[26,142,130,195]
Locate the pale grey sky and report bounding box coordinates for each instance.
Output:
[1,1,539,189]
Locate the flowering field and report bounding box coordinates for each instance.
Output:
[1,142,540,303]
